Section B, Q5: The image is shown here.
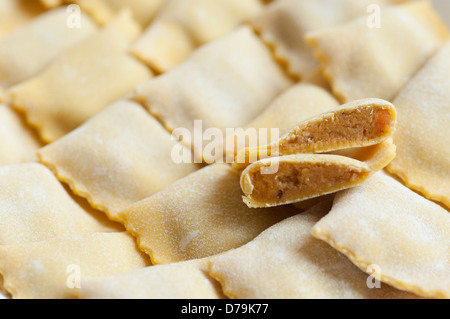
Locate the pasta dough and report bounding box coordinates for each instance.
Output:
[240,139,395,208]
[0,163,119,245]
[135,26,293,159]
[251,0,408,79]
[9,11,152,143]
[40,0,164,26]
[38,100,200,221]
[214,83,339,164]
[291,138,397,211]
[77,258,224,299]
[312,172,450,299]
[234,98,397,169]
[208,201,420,299]
[0,7,97,92]
[0,232,150,299]
[0,104,41,166]
[130,0,263,72]
[0,0,447,301]
[121,164,298,264]
[387,40,450,208]
[131,19,195,73]
[306,1,449,102]
[0,0,45,40]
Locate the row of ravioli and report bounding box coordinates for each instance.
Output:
[0,0,449,299]
[1,161,448,298]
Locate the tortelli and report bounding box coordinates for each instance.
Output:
[235,98,397,208]
[0,0,449,300]
[234,98,397,169]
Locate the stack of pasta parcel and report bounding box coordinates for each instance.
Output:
[0,0,449,300]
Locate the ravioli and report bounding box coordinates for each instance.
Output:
[131,19,195,73]
[0,7,97,95]
[306,1,449,102]
[0,232,150,299]
[0,0,447,301]
[0,163,119,245]
[0,104,41,166]
[251,0,409,79]
[387,40,450,209]
[135,26,293,159]
[121,164,297,264]
[40,0,164,26]
[8,11,152,143]
[312,172,450,299]
[77,258,224,299]
[130,0,263,72]
[234,98,397,169]
[38,100,199,221]
[240,139,395,208]
[209,201,420,299]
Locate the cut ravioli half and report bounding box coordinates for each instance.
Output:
[387,40,450,209]
[250,0,408,79]
[130,0,263,73]
[9,11,152,143]
[121,164,297,264]
[240,139,396,208]
[0,163,119,245]
[130,19,195,73]
[234,98,396,169]
[209,201,421,299]
[38,100,199,222]
[311,172,450,299]
[305,1,449,102]
[0,7,97,92]
[0,104,41,166]
[135,26,293,159]
[0,232,150,299]
[77,258,224,299]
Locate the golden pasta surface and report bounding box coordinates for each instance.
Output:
[0,0,449,301]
